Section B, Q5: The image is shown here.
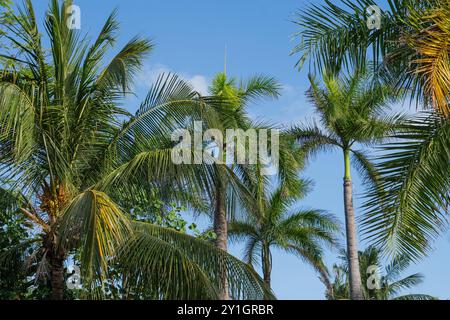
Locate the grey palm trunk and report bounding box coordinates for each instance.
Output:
[262,243,272,289]
[343,149,364,300]
[213,184,230,300]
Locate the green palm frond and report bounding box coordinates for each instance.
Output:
[97,147,218,205]
[241,235,262,267]
[384,253,410,282]
[105,73,218,160]
[0,82,35,164]
[289,123,341,159]
[387,273,424,297]
[58,190,132,286]
[350,149,380,189]
[228,221,259,243]
[291,0,379,74]
[238,75,281,103]
[97,36,154,93]
[118,224,219,299]
[280,209,341,245]
[292,0,450,114]
[362,112,449,260]
[282,243,328,276]
[121,222,274,300]
[392,294,437,300]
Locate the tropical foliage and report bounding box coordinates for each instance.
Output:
[293,0,450,265]
[362,112,449,260]
[328,247,436,300]
[229,178,340,290]
[292,0,449,114]
[290,69,402,299]
[0,0,447,301]
[0,0,272,300]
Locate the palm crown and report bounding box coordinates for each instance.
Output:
[292,0,449,114]
[291,71,400,182]
[329,247,436,300]
[292,0,449,265]
[229,179,340,290]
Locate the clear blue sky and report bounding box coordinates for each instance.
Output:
[29,0,450,299]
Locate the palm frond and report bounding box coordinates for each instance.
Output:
[0,82,35,164]
[387,273,425,297]
[362,112,449,260]
[97,36,154,93]
[58,189,132,288]
[121,222,274,300]
[239,75,281,103]
[350,149,380,190]
[289,123,340,160]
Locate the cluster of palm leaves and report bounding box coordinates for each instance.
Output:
[328,247,436,300]
[0,0,282,300]
[229,179,340,289]
[292,0,449,299]
[0,0,448,301]
[0,0,337,301]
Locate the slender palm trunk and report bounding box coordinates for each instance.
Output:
[261,243,272,288]
[214,183,229,300]
[343,149,364,300]
[49,252,65,300]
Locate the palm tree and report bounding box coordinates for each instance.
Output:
[292,0,449,115]
[228,178,340,292]
[290,70,400,299]
[204,72,282,299]
[328,247,436,300]
[0,0,271,300]
[207,72,281,251]
[292,0,450,259]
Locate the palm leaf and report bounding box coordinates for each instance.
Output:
[362,112,449,260]
[121,222,274,300]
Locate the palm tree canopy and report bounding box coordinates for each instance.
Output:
[292,0,449,114]
[229,178,340,276]
[292,0,450,263]
[201,71,304,221]
[0,0,273,299]
[290,70,401,185]
[329,247,437,300]
[361,112,450,261]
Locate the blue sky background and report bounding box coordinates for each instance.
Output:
[27,0,450,299]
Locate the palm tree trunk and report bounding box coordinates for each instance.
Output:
[49,253,65,300]
[343,149,364,300]
[214,188,228,252]
[261,244,272,288]
[214,184,229,300]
